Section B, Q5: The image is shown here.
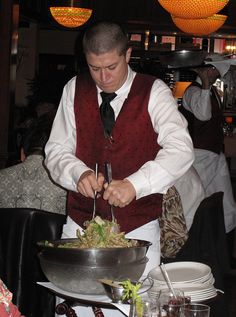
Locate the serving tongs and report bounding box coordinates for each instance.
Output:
[104,162,116,222]
[92,163,99,219]
[104,162,119,233]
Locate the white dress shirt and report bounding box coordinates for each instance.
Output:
[183,85,212,121]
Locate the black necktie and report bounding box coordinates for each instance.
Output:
[100,91,117,137]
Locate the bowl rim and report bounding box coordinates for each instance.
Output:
[37,238,152,251]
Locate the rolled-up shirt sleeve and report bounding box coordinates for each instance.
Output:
[45,77,91,192]
[126,79,195,199]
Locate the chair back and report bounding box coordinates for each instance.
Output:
[162,192,231,317]
[0,208,66,317]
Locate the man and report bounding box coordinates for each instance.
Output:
[181,63,236,234]
[45,21,204,316]
[0,113,67,214]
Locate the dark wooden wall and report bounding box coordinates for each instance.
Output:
[0,1,19,168]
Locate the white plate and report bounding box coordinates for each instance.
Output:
[148,289,218,303]
[190,292,218,302]
[187,286,216,294]
[148,262,212,283]
[148,286,216,297]
[152,285,215,293]
[150,278,215,291]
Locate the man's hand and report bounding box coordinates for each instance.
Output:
[103,179,136,208]
[77,170,105,198]
[192,66,220,89]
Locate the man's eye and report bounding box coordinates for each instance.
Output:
[108,66,116,70]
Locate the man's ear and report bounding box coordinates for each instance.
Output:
[126,47,132,63]
[20,148,26,162]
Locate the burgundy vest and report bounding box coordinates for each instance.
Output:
[179,82,224,154]
[68,73,163,233]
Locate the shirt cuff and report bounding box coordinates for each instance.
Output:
[126,171,151,199]
[71,165,93,192]
[126,164,176,200]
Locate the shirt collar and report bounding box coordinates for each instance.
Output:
[96,66,136,97]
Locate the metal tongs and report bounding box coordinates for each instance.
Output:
[92,163,99,219]
[104,162,116,223]
[92,162,119,232]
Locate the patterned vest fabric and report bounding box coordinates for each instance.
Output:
[68,72,163,233]
[179,82,224,154]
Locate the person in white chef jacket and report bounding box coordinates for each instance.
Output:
[45,21,204,317]
[181,54,236,234]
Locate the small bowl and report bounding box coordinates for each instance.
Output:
[99,277,154,303]
[99,279,125,303]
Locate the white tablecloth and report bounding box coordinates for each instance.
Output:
[37,282,130,316]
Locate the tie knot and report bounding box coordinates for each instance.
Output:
[100,91,117,102]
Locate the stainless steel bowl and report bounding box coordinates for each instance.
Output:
[38,238,151,295]
[99,280,125,303]
[99,277,154,303]
[39,254,149,294]
[37,239,151,266]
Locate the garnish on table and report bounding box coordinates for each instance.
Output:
[120,279,143,317]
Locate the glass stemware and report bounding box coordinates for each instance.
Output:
[182,303,210,317]
[158,288,187,317]
[129,294,160,317]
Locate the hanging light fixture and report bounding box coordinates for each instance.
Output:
[172,14,227,36]
[49,0,93,28]
[158,0,229,19]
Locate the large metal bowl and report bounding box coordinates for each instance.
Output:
[37,238,151,266]
[38,238,151,294]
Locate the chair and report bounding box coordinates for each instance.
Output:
[0,208,66,317]
[162,192,231,317]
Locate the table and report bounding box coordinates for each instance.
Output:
[38,282,228,317]
[37,282,130,317]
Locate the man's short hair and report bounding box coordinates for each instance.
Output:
[83,21,129,56]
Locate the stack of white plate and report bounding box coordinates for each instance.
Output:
[147,261,220,302]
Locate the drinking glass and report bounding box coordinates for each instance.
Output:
[182,303,210,317]
[158,288,186,317]
[129,294,160,317]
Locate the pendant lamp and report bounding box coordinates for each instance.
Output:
[49,0,93,28]
[172,14,227,36]
[158,0,229,19]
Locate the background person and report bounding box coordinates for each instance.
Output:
[181,63,236,234]
[0,113,67,214]
[45,21,204,317]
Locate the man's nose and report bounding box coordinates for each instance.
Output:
[100,69,109,82]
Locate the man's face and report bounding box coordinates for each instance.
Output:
[208,67,220,85]
[192,66,220,85]
[85,48,132,93]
